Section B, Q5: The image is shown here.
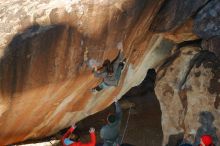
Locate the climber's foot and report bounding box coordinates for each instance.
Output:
[119,58,126,70]
[91,88,98,94]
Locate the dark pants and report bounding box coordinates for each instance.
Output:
[93,82,109,92]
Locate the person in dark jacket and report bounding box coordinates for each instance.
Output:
[100,99,122,146]
[91,49,126,92]
[61,124,96,146]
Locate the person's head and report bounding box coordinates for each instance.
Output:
[107,113,116,124]
[102,59,113,75]
[200,135,214,146]
[68,133,80,142]
[199,111,214,126]
[103,59,111,66]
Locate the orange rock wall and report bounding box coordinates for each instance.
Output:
[0,0,166,145]
[1,0,220,145]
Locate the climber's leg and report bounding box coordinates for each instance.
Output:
[91,82,109,92]
[115,59,126,82]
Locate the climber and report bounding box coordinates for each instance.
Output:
[61,124,96,146]
[199,135,215,146]
[91,48,126,92]
[100,99,122,146]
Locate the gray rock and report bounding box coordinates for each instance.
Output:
[193,0,220,39]
[201,36,220,59]
[150,0,209,32]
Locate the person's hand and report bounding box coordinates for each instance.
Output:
[89,127,95,133]
[114,97,118,103]
[72,124,77,129]
[92,65,98,71]
[119,47,123,52]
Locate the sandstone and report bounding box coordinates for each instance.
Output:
[163,19,198,43]
[0,0,167,145]
[149,0,209,32]
[201,36,220,59]
[0,0,220,145]
[193,0,220,39]
[155,47,220,146]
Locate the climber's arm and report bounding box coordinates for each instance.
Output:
[93,68,107,78]
[61,126,75,144]
[112,50,124,71]
[115,101,122,121]
[81,128,96,146]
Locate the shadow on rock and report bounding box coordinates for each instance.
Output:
[125,68,156,97]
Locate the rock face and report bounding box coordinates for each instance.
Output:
[149,0,209,32]
[201,36,220,59]
[155,47,220,146]
[0,0,220,146]
[193,0,220,39]
[0,0,168,145]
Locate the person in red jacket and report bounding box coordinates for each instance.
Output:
[199,135,215,146]
[61,124,96,146]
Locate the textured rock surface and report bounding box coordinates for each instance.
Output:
[155,47,220,146]
[0,0,168,145]
[163,19,198,43]
[193,0,220,39]
[149,0,209,32]
[201,36,220,59]
[1,0,220,145]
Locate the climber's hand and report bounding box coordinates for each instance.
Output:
[119,47,123,52]
[89,127,95,133]
[92,65,98,71]
[114,97,118,103]
[72,124,77,129]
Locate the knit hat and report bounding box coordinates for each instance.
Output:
[107,113,116,123]
[201,135,213,145]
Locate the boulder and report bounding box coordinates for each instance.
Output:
[150,0,209,32]
[0,0,167,145]
[155,47,220,146]
[193,0,220,39]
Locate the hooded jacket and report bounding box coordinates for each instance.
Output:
[100,102,122,146]
[61,127,96,146]
[94,51,124,86]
